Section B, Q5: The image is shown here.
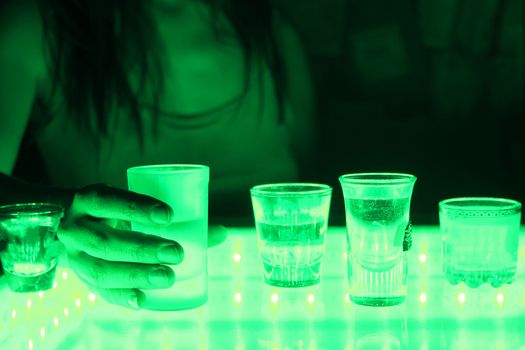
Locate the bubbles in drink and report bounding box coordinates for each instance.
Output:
[345,197,410,272]
[1,226,58,277]
[442,215,520,288]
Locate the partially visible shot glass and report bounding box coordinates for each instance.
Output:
[439,197,522,288]
[250,183,332,288]
[0,203,64,293]
[340,173,416,307]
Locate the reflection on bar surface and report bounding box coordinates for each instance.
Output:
[0,226,524,349]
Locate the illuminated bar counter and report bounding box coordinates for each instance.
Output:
[1,226,524,349]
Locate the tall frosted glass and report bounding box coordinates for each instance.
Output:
[340,173,416,306]
[127,165,209,311]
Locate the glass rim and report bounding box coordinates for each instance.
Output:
[127,164,209,175]
[339,172,416,185]
[250,183,332,197]
[439,197,522,211]
[0,203,64,218]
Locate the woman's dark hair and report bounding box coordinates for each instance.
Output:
[36,0,285,144]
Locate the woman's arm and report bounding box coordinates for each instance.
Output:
[0,2,182,309]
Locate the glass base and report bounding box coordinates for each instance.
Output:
[350,296,405,307]
[263,262,320,288]
[444,266,516,288]
[140,293,208,311]
[139,273,208,311]
[4,267,56,293]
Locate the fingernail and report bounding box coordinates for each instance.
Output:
[128,294,141,310]
[151,205,172,225]
[157,244,184,264]
[148,268,172,287]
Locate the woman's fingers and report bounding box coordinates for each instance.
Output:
[71,184,174,225]
[59,219,184,265]
[79,276,143,310]
[69,251,175,290]
[97,287,143,310]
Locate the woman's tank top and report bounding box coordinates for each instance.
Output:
[32,67,299,217]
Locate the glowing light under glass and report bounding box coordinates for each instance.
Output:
[1,226,523,350]
[271,293,279,304]
[458,293,466,304]
[307,294,315,304]
[496,293,504,304]
[419,292,427,303]
[234,292,242,304]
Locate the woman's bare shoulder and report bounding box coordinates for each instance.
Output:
[0,0,46,77]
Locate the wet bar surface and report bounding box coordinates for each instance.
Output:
[1,226,524,349]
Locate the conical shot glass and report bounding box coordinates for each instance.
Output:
[340,173,416,306]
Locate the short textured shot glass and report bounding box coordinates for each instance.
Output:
[0,203,64,293]
[128,164,209,311]
[439,197,521,288]
[340,173,416,307]
[250,183,332,288]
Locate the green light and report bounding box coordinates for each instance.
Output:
[271,293,279,304]
[1,227,524,348]
[234,292,242,304]
[457,292,466,304]
[88,293,96,302]
[419,292,427,303]
[307,293,315,304]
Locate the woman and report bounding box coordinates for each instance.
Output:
[0,0,315,308]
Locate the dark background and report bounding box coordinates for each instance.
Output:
[275,0,524,224]
[14,0,524,225]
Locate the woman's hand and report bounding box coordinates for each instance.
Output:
[58,184,184,310]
